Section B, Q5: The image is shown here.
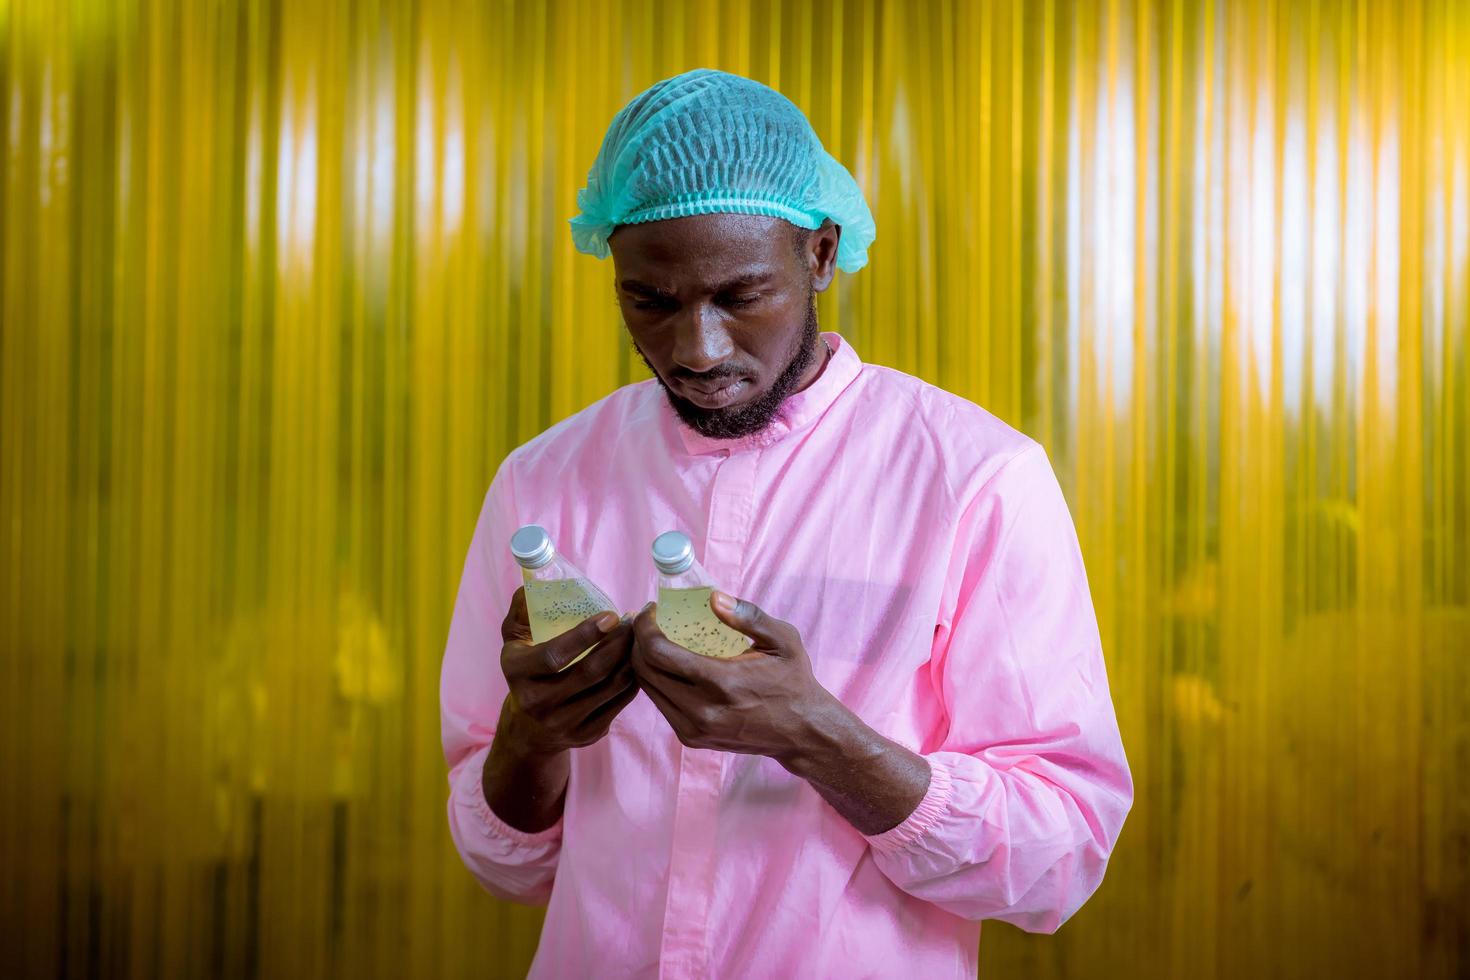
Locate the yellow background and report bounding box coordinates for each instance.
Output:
[2,0,1468,977]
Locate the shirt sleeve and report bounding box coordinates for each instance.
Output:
[440,459,563,905]
[862,445,1134,932]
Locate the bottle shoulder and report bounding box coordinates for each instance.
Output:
[657,563,717,591]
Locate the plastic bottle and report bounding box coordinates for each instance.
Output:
[510,524,618,669]
[650,530,750,659]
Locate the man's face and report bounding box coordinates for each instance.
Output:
[609,213,837,439]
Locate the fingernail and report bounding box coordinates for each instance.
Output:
[597,612,619,632]
[711,591,735,614]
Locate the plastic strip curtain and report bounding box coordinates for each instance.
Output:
[1,1,1467,977]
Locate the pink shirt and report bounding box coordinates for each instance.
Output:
[441,333,1132,978]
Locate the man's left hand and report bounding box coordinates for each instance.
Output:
[630,593,841,762]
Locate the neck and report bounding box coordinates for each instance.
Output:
[792,334,833,395]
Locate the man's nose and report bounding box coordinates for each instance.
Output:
[670,304,734,375]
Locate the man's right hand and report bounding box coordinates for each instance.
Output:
[497,586,639,756]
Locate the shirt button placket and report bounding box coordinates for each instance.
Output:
[657,448,758,980]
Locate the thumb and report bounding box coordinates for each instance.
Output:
[710,592,795,654]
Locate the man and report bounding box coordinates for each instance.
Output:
[441,69,1131,978]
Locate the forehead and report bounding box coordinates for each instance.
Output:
[609,213,796,287]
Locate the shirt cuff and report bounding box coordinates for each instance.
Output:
[458,746,565,847]
[862,754,955,855]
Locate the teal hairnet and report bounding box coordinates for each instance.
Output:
[570,69,876,273]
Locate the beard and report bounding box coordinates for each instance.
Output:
[635,296,822,440]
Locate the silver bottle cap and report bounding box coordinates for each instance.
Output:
[510,524,555,570]
[651,530,694,575]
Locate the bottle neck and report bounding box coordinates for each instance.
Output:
[658,562,715,590]
[522,552,577,582]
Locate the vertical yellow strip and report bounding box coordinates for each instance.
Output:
[1039,0,1057,452]
[0,0,23,959]
[976,0,993,406]
[1099,0,1120,742]
[26,0,69,971]
[1074,0,1100,651]
[1187,0,1219,969]
[931,0,954,395]
[135,0,168,970]
[1011,1,1024,425]
[1130,0,1152,820]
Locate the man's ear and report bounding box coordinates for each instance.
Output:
[810,219,841,293]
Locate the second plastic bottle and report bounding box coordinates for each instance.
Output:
[650,530,750,659]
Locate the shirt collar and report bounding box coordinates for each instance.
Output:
[668,332,863,456]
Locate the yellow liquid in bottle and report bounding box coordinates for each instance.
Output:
[524,577,616,669]
[657,586,750,659]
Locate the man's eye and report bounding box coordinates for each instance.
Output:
[631,298,674,311]
[722,294,760,308]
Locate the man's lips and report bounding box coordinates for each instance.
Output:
[678,377,750,409]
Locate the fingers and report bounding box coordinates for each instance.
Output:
[538,610,622,674]
[636,674,696,741]
[709,592,796,653]
[565,653,637,709]
[630,603,705,685]
[630,602,663,646]
[539,658,638,733]
[502,613,626,689]
[501,587,532,643]
[520,657,639,750]
[552,617,635,682]
[507,639,634,742]
[573,681,640,734]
